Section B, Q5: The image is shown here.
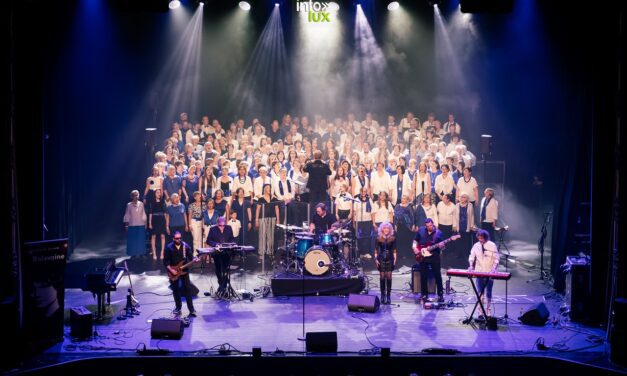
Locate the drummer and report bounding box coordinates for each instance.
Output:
[309,203,336,238]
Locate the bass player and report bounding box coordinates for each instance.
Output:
[413,218,445,302]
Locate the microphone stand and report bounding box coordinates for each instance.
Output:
[528,213,551,282]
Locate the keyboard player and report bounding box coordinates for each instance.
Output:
[467,229,500,317]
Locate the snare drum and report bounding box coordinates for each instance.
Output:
[303,246,332,276]
[318,233,335,247]
[295,237,314,258]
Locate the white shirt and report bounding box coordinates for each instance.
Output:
[456,202,475,232]
[232,175,254,198]
[480,197,499,223]
[437,201,458,228]
[414,172,430,198]
[123,201,147,226]
[372,202,394,223]
[468,240,500,272]
[273,178,295,201]
[335,192,353,211]
[228,219,242,238]
[443,121,461,134]
[353,198,373,222]
[434,173,456,196]
[390,174,412,204]
[456,176,479,202]
[253,176,272,200]
[421,205,439,227]
[352,175,370,196]
[370,171,391,196]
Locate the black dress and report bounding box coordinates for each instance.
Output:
[150,199,167,235]
[376,238,396,272]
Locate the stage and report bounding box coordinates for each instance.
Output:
[12,238,619,374]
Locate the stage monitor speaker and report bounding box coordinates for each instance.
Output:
[305,332,337,353]
[411,265,436,294]
[610,298,626,367]
[347,293,380,313]
[151,319,184,339]
[519,302,550,326]
[70,306,93,339]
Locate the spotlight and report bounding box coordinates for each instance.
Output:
[168,0,181,10]
[428,0,443,6]
[275,2,279,6]
[387,2,400,11]
[199,1,204,5]
[239,1,251,11]
[328,2,340,11]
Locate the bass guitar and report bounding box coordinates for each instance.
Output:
[414,234,461,262]
[167,253,212,282]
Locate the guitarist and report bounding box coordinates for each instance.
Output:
[163,231,197,317]
[413,218,445,302]
[206,217,235,297]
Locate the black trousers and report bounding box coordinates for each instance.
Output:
[170,273,195,312]
[481,222,495,244]
[419,256,443,297]
[212,253,231,291]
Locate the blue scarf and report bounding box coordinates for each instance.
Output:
[279,180,292,196]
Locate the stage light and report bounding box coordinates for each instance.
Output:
[199,1,204,5]
[387,2,400,11]
[169,0,181,10]
[239,1,251,11]
[328,2,340,11]
[275,2,279,6]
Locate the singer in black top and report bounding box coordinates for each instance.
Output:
[374,222,397,305]
[163,231,197,316]
[206,217,235,298]
[413,218,445,302]
[303,150,331,205]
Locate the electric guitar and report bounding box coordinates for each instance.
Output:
[414,234,461,262]
[167,253,211,282]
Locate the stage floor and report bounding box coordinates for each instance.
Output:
[26,237,617,374]
[12,238,620,374]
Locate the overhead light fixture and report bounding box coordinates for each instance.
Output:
[387,2,400,11]
[239,1,251,11]
[328,2,340,11]
[275,2,280,6]
[169,0,181,10]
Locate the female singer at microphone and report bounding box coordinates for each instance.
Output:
[374,222,397,305]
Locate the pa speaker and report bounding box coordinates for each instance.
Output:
[305,332,337,353]
[151,318,184,339]
[519,302,550,326]
[347,293,380,313]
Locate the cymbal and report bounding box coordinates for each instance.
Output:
[277,224,305,231]
[294,231,314,238]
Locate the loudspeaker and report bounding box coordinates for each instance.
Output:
[610,298,626,367]
[519,302,550,326]
[151,318,184,339]
[564,256,590,322]
[70,306,93,339]
[347,294,380,313]
[305,332,337,353]
[411,265,436,294]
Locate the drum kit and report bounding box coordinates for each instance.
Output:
[277,219,357,277]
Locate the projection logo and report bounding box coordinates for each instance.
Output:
[296,1,332,23]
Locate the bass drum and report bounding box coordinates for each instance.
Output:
[303,247,332,276]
